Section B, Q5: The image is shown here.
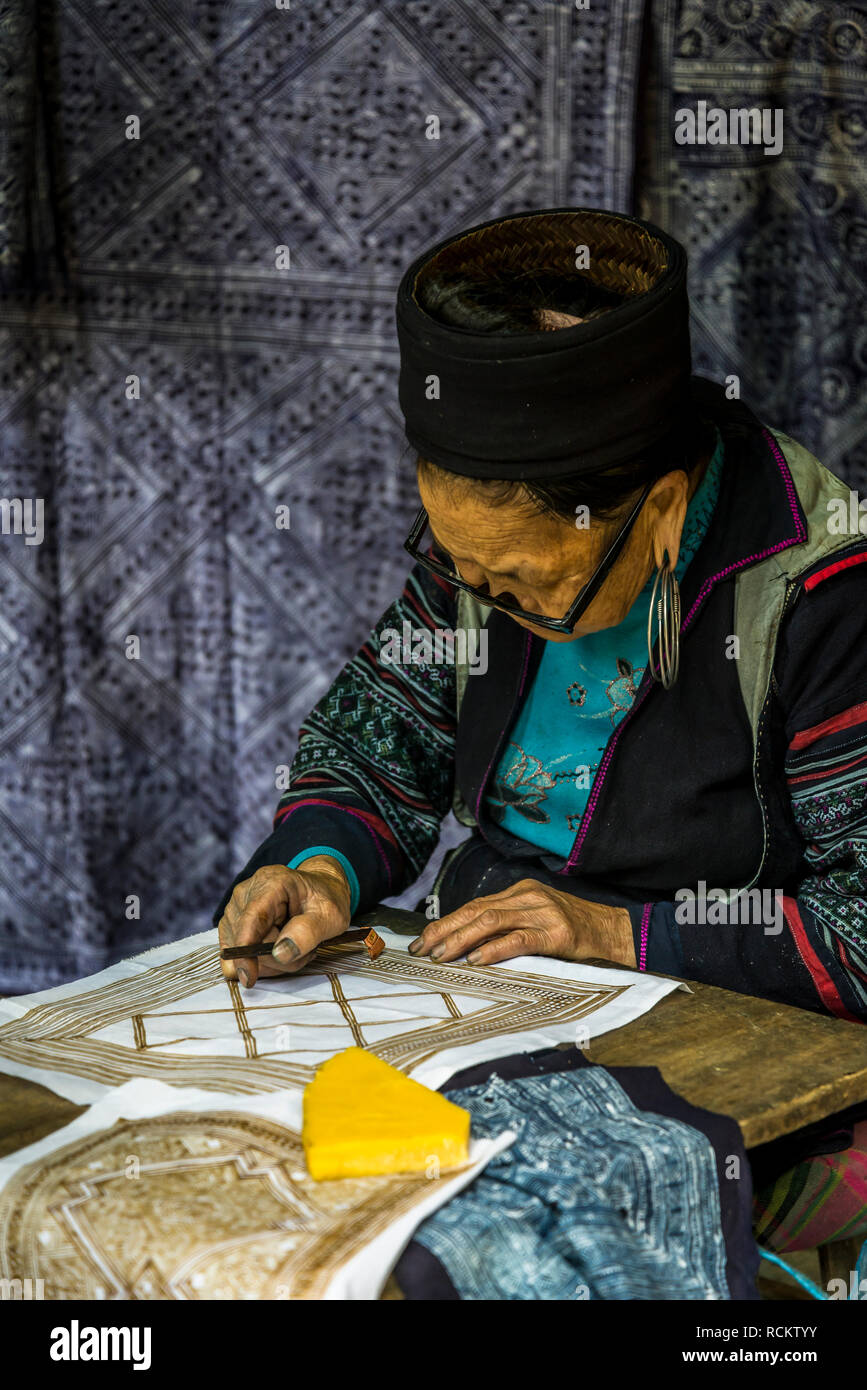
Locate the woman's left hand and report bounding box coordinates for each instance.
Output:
[407,879,636,969]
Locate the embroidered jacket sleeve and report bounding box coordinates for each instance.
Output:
[623,547,867,1020]
[213,558,459,923]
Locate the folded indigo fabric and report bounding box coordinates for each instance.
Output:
[395,1047,759,1300]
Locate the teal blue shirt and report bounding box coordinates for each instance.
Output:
[485,430,725,855]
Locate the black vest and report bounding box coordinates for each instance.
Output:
[442,380,815,914]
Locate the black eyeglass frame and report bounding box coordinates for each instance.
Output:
[403,481,655,634]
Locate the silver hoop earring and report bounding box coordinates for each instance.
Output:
[647,549,681,689]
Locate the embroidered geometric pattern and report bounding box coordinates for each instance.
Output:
[279,561,460,894]
[784,700,867,1014]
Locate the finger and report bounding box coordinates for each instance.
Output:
[270,910,338,969]
[465,927,554,967]
[232,890,295,987]
[227,933,320,987]
[217,899,244,983]
[423,906,530,963]
[256,948,317,978]
[408,891,523,956]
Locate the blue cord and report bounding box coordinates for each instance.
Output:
[758,1248,828,1301]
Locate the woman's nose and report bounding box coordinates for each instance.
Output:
[462,566,507,599]
[486,576,518,602]
[454,559,487,587]
[457,562,529,611]
[482,576,532,611]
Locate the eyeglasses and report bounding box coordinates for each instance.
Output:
[403,482,654,634]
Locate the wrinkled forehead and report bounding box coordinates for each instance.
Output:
[417,477,589,577]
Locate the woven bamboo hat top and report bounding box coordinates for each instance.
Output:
[395,207,693,479]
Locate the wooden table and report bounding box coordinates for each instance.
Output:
[588,970,867,1150]
[3,913,867,1294]
[586,968,867,1296]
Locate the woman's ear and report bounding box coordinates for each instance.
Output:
[648,470,690,571]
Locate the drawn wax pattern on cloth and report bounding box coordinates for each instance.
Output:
[0,1081,514,1301]
[0,929,682,1105]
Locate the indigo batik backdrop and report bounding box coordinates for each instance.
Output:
[1,1,865,991]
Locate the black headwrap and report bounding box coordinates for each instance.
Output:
[395,207,694,480]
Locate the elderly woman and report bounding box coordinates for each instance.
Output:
[215,209,867,1252]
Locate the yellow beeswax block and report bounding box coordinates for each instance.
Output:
[302,1047,471,1181]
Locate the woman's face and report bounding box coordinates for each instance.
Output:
[417,466,696,643]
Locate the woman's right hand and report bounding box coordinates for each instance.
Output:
[217,856,353,988]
